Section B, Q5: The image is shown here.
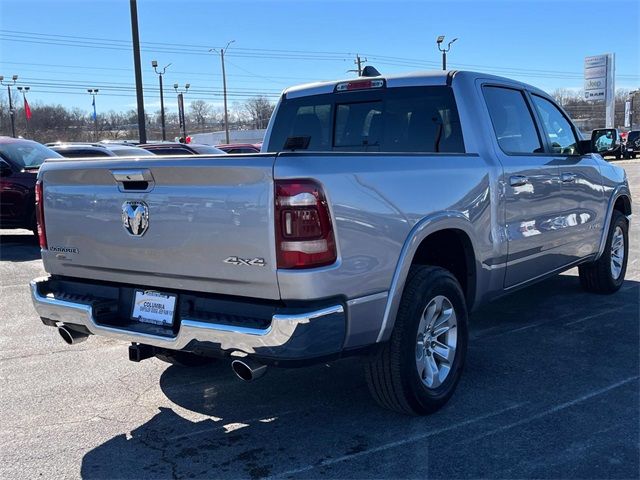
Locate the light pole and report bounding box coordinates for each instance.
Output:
[436,36,458,70]
[17,86,30,136]
[210,40,234,144]
[87,88,99,141]
[0,75,18,138]
[174,83,190,141]
[129,0,147,144]
[152,60,171,141]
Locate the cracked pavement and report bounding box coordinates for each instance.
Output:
[0,161,638,479]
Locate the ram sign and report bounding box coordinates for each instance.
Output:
[584,53,615,127]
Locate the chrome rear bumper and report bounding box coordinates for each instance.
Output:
[30,276,345,360]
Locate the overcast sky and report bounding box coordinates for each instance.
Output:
[0,0,638,114]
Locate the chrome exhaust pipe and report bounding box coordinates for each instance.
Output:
[58,326,88,345]
[231,358,267,382]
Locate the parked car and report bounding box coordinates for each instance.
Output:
[138,142,226,155]
[30,70,631,415]
[216,143,262,154]
[623,130,640,159]
[49,142,155,158]
[592,128,623,159]
[0,137,62,232]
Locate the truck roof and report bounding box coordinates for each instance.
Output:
[283,70,548,99]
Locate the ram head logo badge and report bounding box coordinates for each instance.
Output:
[122,201,149,236]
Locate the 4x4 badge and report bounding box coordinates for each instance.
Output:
[224,256,266,267]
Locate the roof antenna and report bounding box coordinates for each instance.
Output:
[361,65,381,77]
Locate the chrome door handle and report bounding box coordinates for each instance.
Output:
[509,175,529,187]
[561,172,577,183]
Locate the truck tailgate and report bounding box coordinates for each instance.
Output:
[39,155,280,299]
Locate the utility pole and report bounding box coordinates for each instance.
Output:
[210,40,234,145]
[347,54,367,76]
[355,55,366,76]
[152,60,171,141]
[0,75,18,138]
[436,36,458,70]
[17,86,30,136]
[174,83,190,141]
[129,0,147,143]
[88,89,99,141]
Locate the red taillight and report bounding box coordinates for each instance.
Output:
[275,180,337,269]
[35,180,47,249]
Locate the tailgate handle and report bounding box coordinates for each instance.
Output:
[111,169,153,182]
[111,169,154,192]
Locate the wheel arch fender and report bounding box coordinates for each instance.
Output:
[596,185,632,260]
[376,211,480,343]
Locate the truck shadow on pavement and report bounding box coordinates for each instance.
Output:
[80,274,639,479]
[0,230,40,262]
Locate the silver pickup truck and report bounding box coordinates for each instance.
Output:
[31,70,631,415]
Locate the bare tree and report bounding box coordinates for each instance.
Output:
[243,96,275,129]
[189,100,212,131]
[551,88,577,107]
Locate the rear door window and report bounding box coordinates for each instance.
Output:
[267,86,464,153]
[530,95,578,155]
[483,86,543,155]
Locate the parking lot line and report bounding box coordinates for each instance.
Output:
[562,306,626,326]
[266,402,528,479]
[463,375,639,444]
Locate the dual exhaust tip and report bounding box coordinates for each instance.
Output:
[57,325,267,381]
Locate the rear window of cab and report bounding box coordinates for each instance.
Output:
[267,86,465,154]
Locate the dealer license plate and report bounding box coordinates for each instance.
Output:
[131,290,177,326]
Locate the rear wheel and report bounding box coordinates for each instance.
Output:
[579,210,628,294]
[155,351,216,367]
[365,266,468,415]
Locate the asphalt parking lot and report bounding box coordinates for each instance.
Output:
[1,162,638,480]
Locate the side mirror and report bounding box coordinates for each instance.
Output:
[0,159,13,177]
[591,128,619,154]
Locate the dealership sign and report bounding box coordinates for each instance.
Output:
[584,55,607,100]
[584,53,615,127]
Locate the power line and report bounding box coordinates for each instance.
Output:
[0,60,317,82]
[3,29,638,79]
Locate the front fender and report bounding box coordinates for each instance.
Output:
[376,211,480,342]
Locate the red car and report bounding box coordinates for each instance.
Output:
[215,143,262,154]
[0,137,62,233]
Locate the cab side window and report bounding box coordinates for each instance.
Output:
[483,86,543,155]
[531,95,578,155]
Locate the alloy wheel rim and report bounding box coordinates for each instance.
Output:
[415,295,457,389]
[610,226,625,280]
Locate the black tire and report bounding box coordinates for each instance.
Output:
[579,210,628,294]
[155,351,216,367]
[365,266,468,415]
